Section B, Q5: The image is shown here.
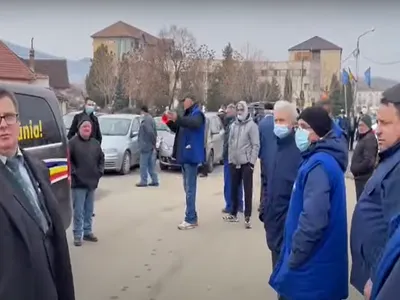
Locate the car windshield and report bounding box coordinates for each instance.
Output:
[154,117,170,132]
[99,118,131,136]
[63,113,76,129]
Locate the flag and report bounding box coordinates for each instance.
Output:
[364,67,372,88]
[342,69,349,85]
[348,67,357,82]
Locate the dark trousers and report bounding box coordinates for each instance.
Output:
[230,163,253,218]
[271,250,286,300]
[355,177,369,201]
[349,131,355,151]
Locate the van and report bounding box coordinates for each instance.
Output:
[0,83,71,230]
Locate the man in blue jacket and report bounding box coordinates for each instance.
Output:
[166,96,205,230]
[259,100,301,300]
[351,83,400,296]
[269,106,348,300]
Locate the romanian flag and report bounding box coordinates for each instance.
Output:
[43,158,68,184]
[348,67,357,82]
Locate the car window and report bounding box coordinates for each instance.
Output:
[131,118,140,132]
[154,117,170,132]
[210,116,221,133]
[99,118,132,136]
[63,113,77,129]
[16,93,62,148]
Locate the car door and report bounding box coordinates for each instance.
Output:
[210,116,224,162]
[130,117,141,165]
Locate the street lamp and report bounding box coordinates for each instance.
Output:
[353,27,375,110]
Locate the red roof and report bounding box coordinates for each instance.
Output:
[0,41,35,81]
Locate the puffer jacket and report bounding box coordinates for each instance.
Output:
[228,115,260,165]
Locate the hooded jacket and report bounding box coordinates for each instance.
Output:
[67,110,102,144]
[269,130,348,300]
[228,102,260,165]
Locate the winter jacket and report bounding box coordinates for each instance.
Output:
[138,114,157,153]
[259,129,301,253]
[269,130,348,300]
[371,214,400,300]
[67,111,102,144]
[69,135,104,190]
[350,142,400,293]
[350,130,378,178]
[166,104,205,165]
[228,115,260,166]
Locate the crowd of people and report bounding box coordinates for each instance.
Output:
[163,84,400,300]
[1,80,400,299]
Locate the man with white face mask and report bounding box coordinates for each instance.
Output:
[224,101,259,229]
[258,100,301,300]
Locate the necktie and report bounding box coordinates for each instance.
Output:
[6,157,48,232]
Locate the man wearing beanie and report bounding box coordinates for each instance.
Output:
[269,106,348,300]
[350,114,378,200]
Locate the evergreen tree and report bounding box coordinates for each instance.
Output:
[113,76,129,112]
[329,74,342,116]
[283,72,293,101]
[266,77,281,102]
[222,42,234,61]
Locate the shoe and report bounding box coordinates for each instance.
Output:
[177,221,198,230]
[83,233,98,242]
[244,217,252,229]
[221,208,230,214]
[136,183,148,187]
[73,237,82,247]
[223,214,239,222]
[148,182,159,187]
[199,173,208,178]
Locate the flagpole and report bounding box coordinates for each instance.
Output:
[344,83,348,116]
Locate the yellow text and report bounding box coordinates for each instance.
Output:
[18,120,43,141]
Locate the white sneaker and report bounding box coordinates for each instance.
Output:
[177,221,198,230]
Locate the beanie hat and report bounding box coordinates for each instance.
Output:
[299,106,332,137]
[78,115,91,128]
[360,114,372,129]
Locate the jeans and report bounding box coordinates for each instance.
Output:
[223,159,243,212]
[139,150,158,184]
[182,163,198,224]
[72,188,95,239]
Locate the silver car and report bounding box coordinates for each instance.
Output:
[99,114,141,175]
[63,111,80,135]
[158,112,225,172]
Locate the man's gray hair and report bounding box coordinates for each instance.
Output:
[273,100,298,121]
[226,103,236,110]
[0,88,19,113]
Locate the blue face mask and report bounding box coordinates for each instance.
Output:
[85,106,94,114]
[295,128,311,152]
[273,124,291,138]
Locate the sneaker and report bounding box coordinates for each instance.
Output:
[83,233,99,242]
[73,237,82,247]
[177,221,198,230]
[221,208,230,214]
[223,214,239,222]
[148,182,159,187]
[136,183,148,187]
[244,217,252,229]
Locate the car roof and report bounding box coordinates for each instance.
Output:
[0,82,59,99]
[99,113,140,119]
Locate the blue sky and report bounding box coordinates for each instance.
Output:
[1,1,400,80]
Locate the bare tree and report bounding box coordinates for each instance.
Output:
[86,44,119,108]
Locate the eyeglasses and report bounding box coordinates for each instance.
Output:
[0,113,18,125]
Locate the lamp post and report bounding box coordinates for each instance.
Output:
[353,27,375,109]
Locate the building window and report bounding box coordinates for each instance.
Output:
[304,83,310,90]
[302,69,307,76]
[261,69,268,76]
[273,70,278,76]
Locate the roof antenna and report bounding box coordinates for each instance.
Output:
[29,37,35,72]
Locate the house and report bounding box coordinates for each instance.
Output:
[0,40,49,86]
[288,36,342,105]
[91,21,171,60]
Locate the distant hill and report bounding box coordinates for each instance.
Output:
[2,40,91,84]
[357,76,399,91]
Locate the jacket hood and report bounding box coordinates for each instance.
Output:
[303,130,348,172]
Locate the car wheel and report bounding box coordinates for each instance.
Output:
[207,150,214,173]
[120,151,131,175]
[159,162,168,171]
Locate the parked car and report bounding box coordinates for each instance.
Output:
[158,112,225,172]
[99,114,141,175]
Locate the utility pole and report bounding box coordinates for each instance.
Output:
[353,27,375,110]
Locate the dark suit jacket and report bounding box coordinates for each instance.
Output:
[0,150,75,300]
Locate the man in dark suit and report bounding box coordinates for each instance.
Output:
[0,88,75,300]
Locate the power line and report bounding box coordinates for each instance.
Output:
[361,54,400,65]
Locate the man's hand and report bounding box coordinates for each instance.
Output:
[167,111,178,122]
[364,278,372,300]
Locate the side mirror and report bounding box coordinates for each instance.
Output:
[131,131,138,138]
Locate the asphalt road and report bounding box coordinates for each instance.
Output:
[68,164,363,300]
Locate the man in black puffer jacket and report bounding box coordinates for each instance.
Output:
[69,118,104,247]
[221,103,243,213]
